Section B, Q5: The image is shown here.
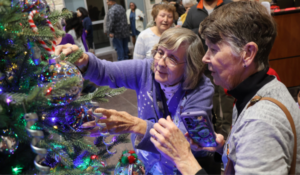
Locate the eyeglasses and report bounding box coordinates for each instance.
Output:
[154,49,186,67]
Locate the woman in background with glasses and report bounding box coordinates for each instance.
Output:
[55,27,214,174]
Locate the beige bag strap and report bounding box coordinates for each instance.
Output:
[225,96,297,175]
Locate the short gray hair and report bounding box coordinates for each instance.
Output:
[151,28,205,90]
[199,1,277,71]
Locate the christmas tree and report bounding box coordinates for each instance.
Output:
[0,0,128,174]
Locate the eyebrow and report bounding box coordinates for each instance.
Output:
[158,48,179,60]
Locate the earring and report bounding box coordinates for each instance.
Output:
[243,64,246,68]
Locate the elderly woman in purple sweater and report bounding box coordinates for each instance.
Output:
[55,28,214,174]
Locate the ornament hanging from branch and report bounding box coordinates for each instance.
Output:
[24,113,50,174]
[38,55,83,106]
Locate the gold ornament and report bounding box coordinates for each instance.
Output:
[53,126,58,129]
[24,51,27,55]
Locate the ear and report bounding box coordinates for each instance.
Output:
[243,42,258,66]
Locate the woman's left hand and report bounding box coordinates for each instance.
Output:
[80,108,147,137]
[150,116,202,175]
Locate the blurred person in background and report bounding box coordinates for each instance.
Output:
[54,21,75,46]
[133,3,176,60]
[169,0,186,24]
[178,0,198,25]
[77,7,94,52]
[107,0,130,61]
[126,2,144,45]
[65,12,87,52]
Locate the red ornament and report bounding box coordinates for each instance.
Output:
[90,155,98,160]
[128,150,135,154]
[127,155,136,164]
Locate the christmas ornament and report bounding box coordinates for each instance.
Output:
[22,0,54,13]
[90,155,98,160]
[24,113,50,173]
[41,104,93,131]
[28,10,56,55]
[39,56,83,106]
[67,105,93,131]
[114,150,144,175]
[0,129,19,154]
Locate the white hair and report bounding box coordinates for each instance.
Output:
[182,0,197,6]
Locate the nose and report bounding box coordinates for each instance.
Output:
[163,16,168,22]
[157,56,167,67]
[202,51,210,64]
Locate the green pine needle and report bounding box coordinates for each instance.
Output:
[72,139,99,155]
[60,49,84,65]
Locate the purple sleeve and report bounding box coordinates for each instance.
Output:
[84,52,151,90]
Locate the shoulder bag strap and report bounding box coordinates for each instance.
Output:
[225,96,297,175]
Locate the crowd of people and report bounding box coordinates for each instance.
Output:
[56,0,300,174]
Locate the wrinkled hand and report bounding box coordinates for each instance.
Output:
[55,44,79,56]
[150,116,202,175]
[185,132,225,155]
[80,108,147,137]
[55,44,89,72]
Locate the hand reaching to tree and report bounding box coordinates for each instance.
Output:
[80,108,147,137]
[55,44,89,72]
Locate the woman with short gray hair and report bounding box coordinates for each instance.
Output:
[55,27,215,175]
[150,1,300,175]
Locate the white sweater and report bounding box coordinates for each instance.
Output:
[133,28,160,60]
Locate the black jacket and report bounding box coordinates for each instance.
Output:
[182,0,232,34]
[182,0,232,51]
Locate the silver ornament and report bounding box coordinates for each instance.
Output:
[25,113,50,174]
